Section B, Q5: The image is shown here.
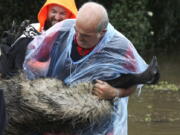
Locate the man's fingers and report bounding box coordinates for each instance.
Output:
[92,87,104,99]
[92,90,99,96]
[93,87,102,94]
[96,80,105,84]
[92,90,102,99]
[94,80,107,89]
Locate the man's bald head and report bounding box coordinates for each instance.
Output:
[77,2,109,33]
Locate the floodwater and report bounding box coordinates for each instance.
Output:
[128,52,180,135]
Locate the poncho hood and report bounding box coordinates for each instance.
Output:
[38,0,77,32]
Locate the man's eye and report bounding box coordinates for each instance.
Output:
[60,12,66,15]
[82,35,89,37]
[51,9,57,14]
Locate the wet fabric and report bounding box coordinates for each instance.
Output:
[24,19,147,135]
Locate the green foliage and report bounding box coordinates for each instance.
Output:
[145,81,180,91]
[108,0,151,51]
[148,0,180,51]
[0,0,179,52]
[0,0,45,34]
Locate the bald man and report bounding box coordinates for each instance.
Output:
[24,2,147,135]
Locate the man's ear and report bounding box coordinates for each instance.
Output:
[102,29,107,33]
[98,29,107,38]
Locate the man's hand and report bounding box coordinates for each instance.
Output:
[93,80,120,100]
[27,58,50,73]
[93,80,135,100]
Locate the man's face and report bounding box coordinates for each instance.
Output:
[46,5,70,27]
[75,21,105,49]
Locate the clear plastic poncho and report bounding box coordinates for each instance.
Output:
[24,19,147,135]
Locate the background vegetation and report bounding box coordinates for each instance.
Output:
[0,0,179,52]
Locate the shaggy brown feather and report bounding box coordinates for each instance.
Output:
[0,75,112,135]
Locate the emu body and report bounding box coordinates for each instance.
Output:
[1,76,112,135]
[1,59,160,135]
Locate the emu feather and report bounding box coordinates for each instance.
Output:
[1,75,112,134]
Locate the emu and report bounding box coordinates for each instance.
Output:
[0,21,160,135]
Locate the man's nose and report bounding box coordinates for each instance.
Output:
[54,14,63,21]
[76,33,84,41]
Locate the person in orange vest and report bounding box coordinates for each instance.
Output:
[31,0,77,32]
[0,0,77,77]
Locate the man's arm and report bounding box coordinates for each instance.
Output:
[26,58,50,74]
[93,80,135,100]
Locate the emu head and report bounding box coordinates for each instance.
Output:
[0,20,31,47]
[0,20,31,78]
[0,21,17,46]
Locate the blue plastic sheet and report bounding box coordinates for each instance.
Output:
[24,19,147,135]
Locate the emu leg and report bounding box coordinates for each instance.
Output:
[0,49,11,77]
[105,56,160,88]
[0,89,6,135]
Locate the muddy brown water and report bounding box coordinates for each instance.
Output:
[128,52,180,135]
[129,90,180,135]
